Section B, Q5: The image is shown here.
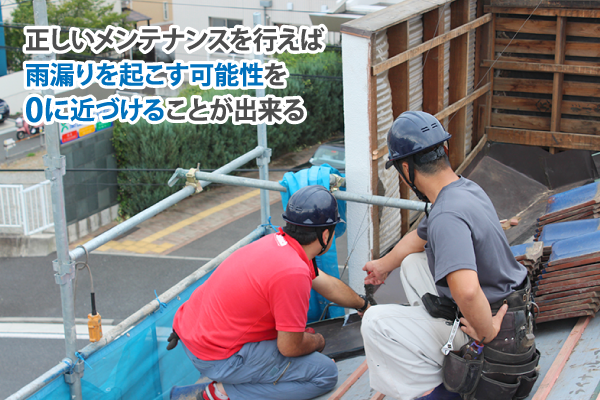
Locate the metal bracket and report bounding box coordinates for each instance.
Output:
[43,154,66,179]
[256,148,272,166]
[329,174,346,192]
[185,168,203,194]
[64,359,85,383]
[53,259,75,285]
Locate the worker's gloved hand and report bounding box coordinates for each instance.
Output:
[363,259,390,285]
[166,331,180,351]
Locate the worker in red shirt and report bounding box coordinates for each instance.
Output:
[169,185,370,400]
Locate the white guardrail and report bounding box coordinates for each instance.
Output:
[0,180,53,235]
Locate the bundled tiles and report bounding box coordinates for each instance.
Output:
[533,230,600,324]
[537,182,600,228]
[535,219,600,263]
[511,242,544,278]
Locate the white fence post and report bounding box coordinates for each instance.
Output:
[0,181,54,235]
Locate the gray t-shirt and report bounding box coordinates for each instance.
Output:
[417,177,527,303]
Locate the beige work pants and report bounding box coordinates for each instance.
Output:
[361,252,469,400]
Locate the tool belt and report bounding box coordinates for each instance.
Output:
[423,279,540,400]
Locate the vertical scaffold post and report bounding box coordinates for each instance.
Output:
[32,1,83,399]
[254,12,272,225]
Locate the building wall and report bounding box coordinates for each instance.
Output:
[61,127,118,224]
[172,0,341,63]
[126,0,173,27]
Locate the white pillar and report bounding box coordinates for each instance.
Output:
[342,33,373,295]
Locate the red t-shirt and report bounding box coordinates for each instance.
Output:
[173,230,316,360]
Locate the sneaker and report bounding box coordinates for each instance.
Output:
[202,381,230,400]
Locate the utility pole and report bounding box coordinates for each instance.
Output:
[32,1,83,399]
[254,12,271,226]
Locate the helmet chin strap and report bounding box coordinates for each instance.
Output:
[397,157,431,216]
[316,226,335,256]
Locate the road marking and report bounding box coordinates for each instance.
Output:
[90,251,213,261]
[0,322,115,340]
[96,189,261,254]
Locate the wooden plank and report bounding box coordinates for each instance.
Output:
[491,0,600,8]
[531,316,591,400]
[497,55,600,67]
[341,0,450,38]
[492,96,600,118]
[551,16,567,136]
[483,60,600,76]
[448,0,470,170]
[486,6,600,18]
[435,83,491,121]
[401,181,410,236]
[422,7,446,116]
[487,127,600,151]
[560,118,600,135]
[388,22,410,119]
[496,17,556,35]
[372,13,492,75]
[494,77,600,97]
[327,360,369,400]
[495,38,600,57]
[370,393,386,400]
[491,113,551,131]
[456,134,488,175]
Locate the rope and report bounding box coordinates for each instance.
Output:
[154,290,168,312]
[74,352,93,369]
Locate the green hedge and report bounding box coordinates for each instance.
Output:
[113,51,343,217]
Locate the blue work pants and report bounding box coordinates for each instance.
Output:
[183,340,338,400]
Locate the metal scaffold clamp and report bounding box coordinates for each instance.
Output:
[186,168,203,194]
[42,154,66,180]
[64,358,85,384]
[329,174,346,192]
[53,259,75,285]
[256,147,272,166]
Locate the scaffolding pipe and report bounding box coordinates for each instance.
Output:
[189,170,431,212]
[79,225,267,359]
[254,11,271,226]
[70,146,266,260]
[32,1,82,398]
[6,359,74,400]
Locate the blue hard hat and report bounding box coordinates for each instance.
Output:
[385,111,451,169]
[282,185,344,227]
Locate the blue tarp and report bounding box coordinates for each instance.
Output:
[280,165,347,322]
[30,274,212,400]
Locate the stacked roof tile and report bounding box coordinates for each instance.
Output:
[536,182,600,228]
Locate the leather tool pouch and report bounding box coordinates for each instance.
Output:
[442,344,483,396]
[422,292,458,321]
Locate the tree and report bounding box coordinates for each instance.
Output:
[5,0,134,72]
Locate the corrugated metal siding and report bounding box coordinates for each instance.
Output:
[374,2,478,253]
[465,0,478,156]
[374,30,401,254]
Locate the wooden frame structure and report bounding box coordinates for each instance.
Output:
[341,0,600,261]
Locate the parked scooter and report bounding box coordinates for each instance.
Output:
[15,115,44,140]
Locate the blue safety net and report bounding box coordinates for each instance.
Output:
[28,272,212,400]
[280,164,347,322]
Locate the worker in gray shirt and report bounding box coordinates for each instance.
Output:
[361,111,537,400]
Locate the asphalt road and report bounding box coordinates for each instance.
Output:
[0,201,349,398]
[0,121,44,164]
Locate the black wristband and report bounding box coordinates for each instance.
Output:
[356,294,369,313]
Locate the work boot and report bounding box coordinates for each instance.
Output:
[415,384,462,400]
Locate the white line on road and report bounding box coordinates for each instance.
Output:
[91,251,214,261]
[0,322,115,340]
